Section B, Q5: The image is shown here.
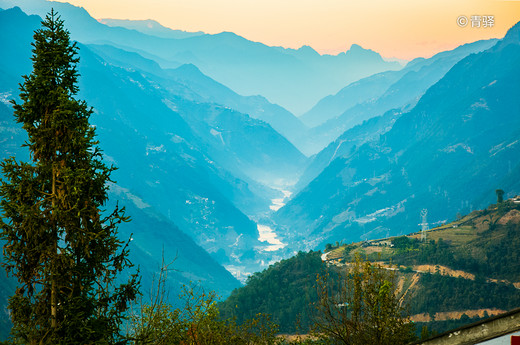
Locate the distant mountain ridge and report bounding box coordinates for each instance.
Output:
[82,47,307,186]
[88,43,308,150]
[274,20,520,250]
[98,18,205,39]
[295,39,498,189]
[0,95,242,338]
[0,0,402,115]
[298,39,498,154]
[0,6,306,291]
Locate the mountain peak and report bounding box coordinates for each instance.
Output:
[217,31,240,38]
[342,43,383,61]
[345,43,377,55]
[175,63,202,74]
[501,20,520,47]
[349,43,365,51]
[297,45,319,55]
[1,5,34,18]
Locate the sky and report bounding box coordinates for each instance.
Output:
[55,0,520,60]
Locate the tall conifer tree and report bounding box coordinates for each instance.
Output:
[0,10,139,344]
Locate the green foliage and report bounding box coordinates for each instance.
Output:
[419,325,431,340]
[392,220,520,282]
[0,10,138,344]
[388,216,520,317]
[410,274,520,315]
[219,251,324,333]
[391,236,419,253]
[496,189,504,203]
[218,204,520,341]
[413,315,485,339]
[341,244,357,261]
[311,254,416,345]
[392,237,455,270]
[129,270,282,345]
[399,266,413,274]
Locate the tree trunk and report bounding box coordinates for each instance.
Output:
[51,164,57,328]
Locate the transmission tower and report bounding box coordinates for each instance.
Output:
[420,209,429,241]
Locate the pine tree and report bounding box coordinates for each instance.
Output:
[0,10,139,344]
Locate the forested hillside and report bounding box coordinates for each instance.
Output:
[275,22,520,250]
[1,1,519,343]
[219,251,324,333]
[220,197,520,336]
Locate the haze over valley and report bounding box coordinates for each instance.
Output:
[1,1,520,339]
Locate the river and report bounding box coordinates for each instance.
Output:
[257,189,292,251]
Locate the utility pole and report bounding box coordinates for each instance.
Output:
[420,209,428,241]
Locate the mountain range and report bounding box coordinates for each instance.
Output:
[0,5,304,294]
[274,21,520,250]
[221,199,520,336]
[98,18,205,39]
[297,39,497,154]
[0,0,402,116]
[295,39,498,190]
[0,1,519,341]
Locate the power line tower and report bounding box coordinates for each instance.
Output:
[420,209,429,241]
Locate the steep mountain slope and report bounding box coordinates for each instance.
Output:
[0,7,304,277]
[0,0,402,115]
[298,35,502,189]
[301,39,496,128]
[0,85,243,297]
[107,187,241,298]
[75,44,264,261]
[0,97,242,340]
[88,43,308,151]
[162,63,309,149]
[221,200,520,335]
[298,39,497,154]
[299,70,403,128]
[275,21,520,249]
[77,44,305,208]
[219,251,324,333]
[295,109,401,191]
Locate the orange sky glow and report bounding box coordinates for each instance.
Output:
[55,0,520,60]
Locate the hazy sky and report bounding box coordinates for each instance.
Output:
[56,0,520,60]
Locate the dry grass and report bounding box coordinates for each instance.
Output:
[363,246,384,254]
[278,333,318,341]
[326,247,345,260]
[416,227,479,245]
[414,264,475,280]
[411,308,506,322]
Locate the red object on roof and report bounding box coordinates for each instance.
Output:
[511,335,520,345]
